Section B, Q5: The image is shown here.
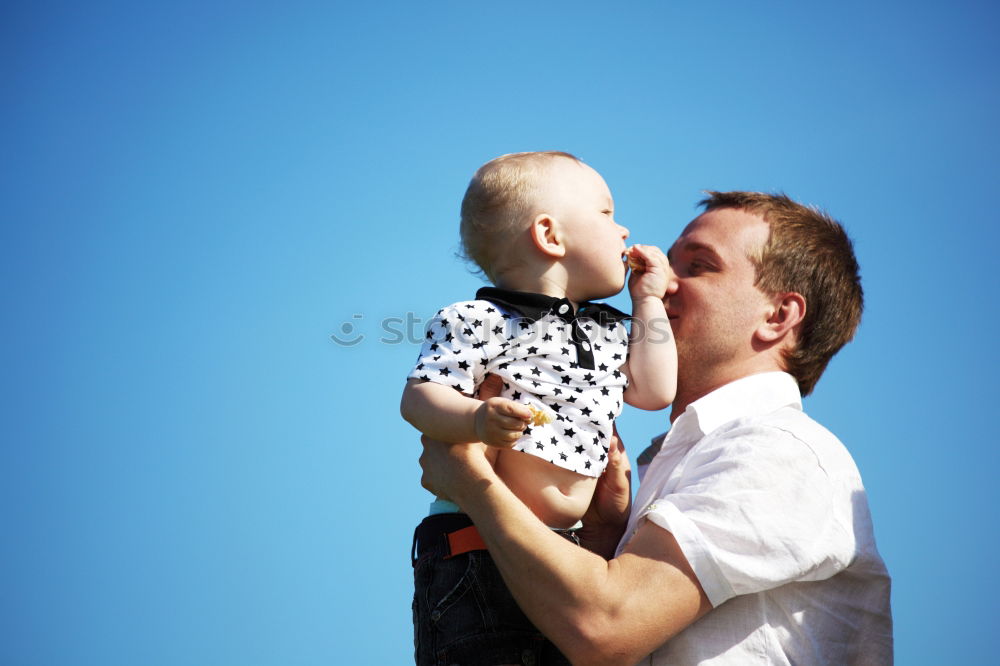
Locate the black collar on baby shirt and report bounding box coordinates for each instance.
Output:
[475,287,630,325]
[475,287,629,370]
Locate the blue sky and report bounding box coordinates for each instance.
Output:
[2,1,997,664]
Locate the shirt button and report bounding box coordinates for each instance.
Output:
[557,304,569,314]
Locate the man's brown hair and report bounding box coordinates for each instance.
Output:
[700,191,863,396]
[460,151,580,283]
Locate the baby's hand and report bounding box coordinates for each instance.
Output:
[475,397,533,447]
[626,244,676,300]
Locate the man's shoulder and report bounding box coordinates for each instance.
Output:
[708,406,862,482]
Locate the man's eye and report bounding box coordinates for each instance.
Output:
[688,261,706,274]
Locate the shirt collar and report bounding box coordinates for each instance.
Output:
[475,287,630,324]
[685,371,802,436]
[636,373,800,479]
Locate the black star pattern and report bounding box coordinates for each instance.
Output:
[408,297,630,481]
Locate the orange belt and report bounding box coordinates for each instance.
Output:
[445,525,488,558]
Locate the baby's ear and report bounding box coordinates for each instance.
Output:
[530,213,566,258]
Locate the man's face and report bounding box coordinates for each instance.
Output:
[665,207,773,385]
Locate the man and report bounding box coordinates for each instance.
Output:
[419,192,893,664]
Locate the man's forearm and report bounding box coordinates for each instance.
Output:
[419,437,709,665]
[449,463,619,659]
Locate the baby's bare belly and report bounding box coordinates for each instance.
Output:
[492,448,598,529]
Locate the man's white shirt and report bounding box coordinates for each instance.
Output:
[619,372,893,664]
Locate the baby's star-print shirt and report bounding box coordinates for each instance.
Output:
[407,287,630,478]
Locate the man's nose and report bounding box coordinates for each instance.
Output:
[663,276,680,298]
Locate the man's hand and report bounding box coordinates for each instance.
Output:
[475,397,532,447]
[419,435,493,505]
[579,428,632,558]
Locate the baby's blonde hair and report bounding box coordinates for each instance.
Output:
[459,151,580,282]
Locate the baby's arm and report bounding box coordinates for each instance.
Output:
[622,244,678,410]
[400,379,533,447]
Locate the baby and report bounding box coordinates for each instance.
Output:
[403,151,677,663]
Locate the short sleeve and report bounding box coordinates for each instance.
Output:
[406,302,505,395]
[638,425,856,607]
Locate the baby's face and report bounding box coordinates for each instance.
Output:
[540,159,630,302]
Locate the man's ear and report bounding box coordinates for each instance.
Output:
[757,292,806,343]
[530,213,566,258]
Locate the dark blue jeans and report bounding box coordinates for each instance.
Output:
[412,513,572,666]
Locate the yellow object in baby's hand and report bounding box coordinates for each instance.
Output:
[528,406,554,426]
[625,248,644,272]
